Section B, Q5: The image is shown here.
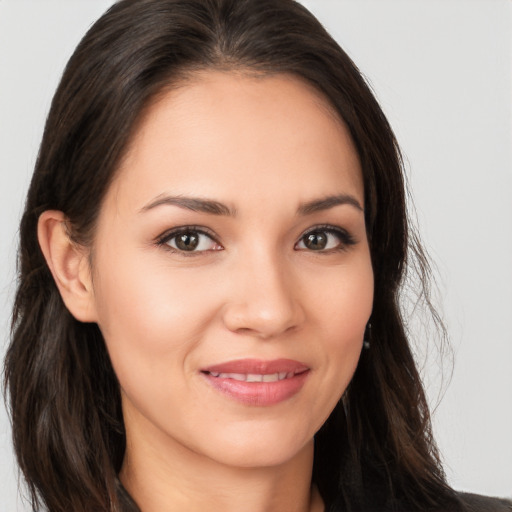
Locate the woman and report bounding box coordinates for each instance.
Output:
[3,0,511,511]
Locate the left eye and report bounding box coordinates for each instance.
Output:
[162,229,220,252]
[296,228,351,251]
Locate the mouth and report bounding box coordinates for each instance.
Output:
[205,370,303,382]
[200,359,310,406]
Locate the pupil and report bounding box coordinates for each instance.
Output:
[306,232,327,250]
[176,232,199,251]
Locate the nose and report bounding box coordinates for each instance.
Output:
[221,250,305,339]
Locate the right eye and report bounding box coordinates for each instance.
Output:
[157,228,222,254]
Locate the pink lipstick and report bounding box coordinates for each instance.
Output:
[201,358,309,406]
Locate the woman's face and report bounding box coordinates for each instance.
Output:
[89,71,373,470]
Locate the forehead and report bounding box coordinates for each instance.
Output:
[110,71,363,213]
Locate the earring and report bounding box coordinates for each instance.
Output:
[363,322,372,350]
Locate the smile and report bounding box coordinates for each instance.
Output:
[201,359,310,406]
[207,371,299,382]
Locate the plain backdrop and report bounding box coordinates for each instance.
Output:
[1,0,511,510]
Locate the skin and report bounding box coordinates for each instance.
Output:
[39,71,374,512]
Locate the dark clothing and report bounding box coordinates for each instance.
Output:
[458,492,512,511]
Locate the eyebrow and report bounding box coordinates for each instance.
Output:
[140,195,237,216]
[140,193,363,216]
[297,194,363,215]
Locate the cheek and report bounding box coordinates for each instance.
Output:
[311,258,373,409]
[311,256,374,340]
[91,249,217,385]
[91,256,222,439]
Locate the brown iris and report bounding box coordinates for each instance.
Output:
[175,231,200,251]
[303,232,328,250]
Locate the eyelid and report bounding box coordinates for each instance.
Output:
[295,224,357,251]
[155,225,223,254]
[154,223,356,255]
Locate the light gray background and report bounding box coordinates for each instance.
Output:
[1,0,511,510]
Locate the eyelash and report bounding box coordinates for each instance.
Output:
[297,224,357,252]
[155,225,220,257]
[155,224,356,256]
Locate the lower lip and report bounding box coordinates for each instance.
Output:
[202,371,309,406]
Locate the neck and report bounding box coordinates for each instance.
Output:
[120,416,323,512]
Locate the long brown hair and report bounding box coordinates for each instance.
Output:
[4,0,465,510]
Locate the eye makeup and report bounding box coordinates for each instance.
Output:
[154,222,357,257]
[155,225,222,257]
[295,224,357,253]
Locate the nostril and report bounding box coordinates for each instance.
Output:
[219,265,305,338]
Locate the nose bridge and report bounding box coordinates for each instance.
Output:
[222,242,303,338]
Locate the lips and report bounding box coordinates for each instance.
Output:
[208,371,294,382]
[201,358,310,406]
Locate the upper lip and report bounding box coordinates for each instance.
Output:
[201,358,309,375]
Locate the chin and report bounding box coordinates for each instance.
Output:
[194,419,316,469]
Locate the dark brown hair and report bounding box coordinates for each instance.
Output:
[4,0,465,511]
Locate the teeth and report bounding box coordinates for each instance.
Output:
[218,373,246,381]
[209,371,291,382]
[246,374,263,382]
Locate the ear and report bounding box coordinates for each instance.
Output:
[37,210,98,322]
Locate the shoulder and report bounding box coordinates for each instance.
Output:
[457,492,512,512]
